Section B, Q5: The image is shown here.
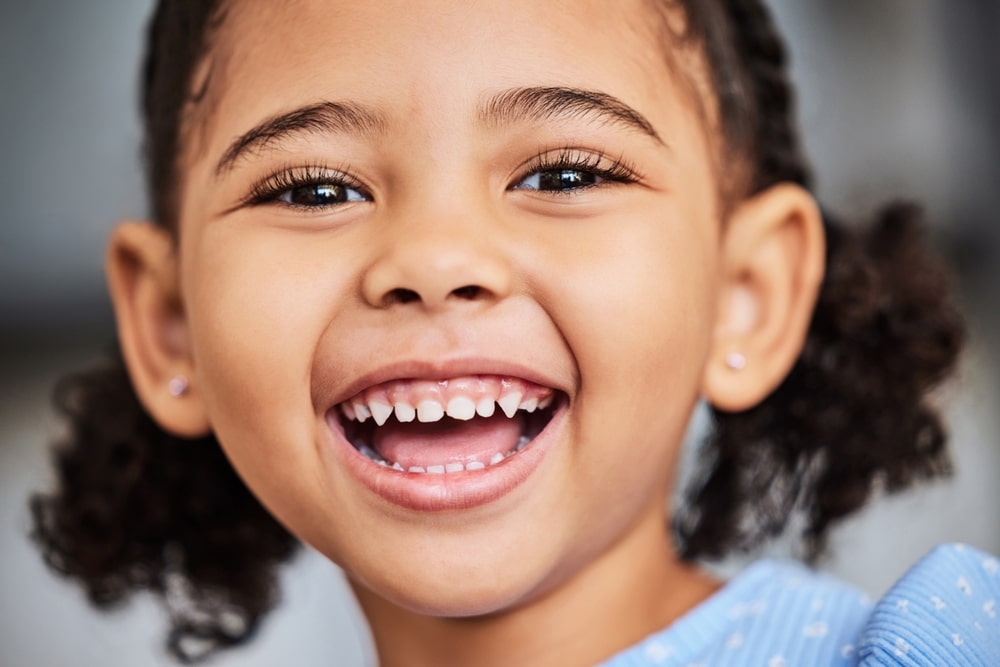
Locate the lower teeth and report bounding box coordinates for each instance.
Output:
[355,435,531,473]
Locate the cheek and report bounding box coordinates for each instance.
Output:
[182,226,355,495]
[534,199,719,521]
[548,206,717,396]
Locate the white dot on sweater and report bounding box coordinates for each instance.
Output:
[984,558,999,576]
[768,656,787,667]
[894,638,911,656]
[840,644,856,658]
[957,576,973,595]
[725,633,744,649]
[803,621,829,638]
[643,641,674,663]
[952,633,965,647]
[931,595,947,610]
[728,599,766,619]
[984,599,997,619]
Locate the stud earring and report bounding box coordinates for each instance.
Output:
[168,375,189,397]
[724,352,747,371]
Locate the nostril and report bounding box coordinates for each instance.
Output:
[384,287,421,306]
[377,284,492,308]
[451,285,484,300]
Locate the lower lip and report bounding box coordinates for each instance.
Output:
[324,404,564,512]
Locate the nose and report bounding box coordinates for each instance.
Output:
[361,210,513,312]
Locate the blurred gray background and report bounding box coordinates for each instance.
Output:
[2,1,998,665]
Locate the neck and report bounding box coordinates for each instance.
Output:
[353,511,720,667]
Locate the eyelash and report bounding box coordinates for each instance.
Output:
[244,164,370,209]
[242,148,641,210]
[510,147,642,194]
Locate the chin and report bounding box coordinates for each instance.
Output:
[337,525,571,619]
[354,562,542,618]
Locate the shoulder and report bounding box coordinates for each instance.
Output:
[602,544,1000,667]
[858,543,1000,666]
[602,559,872,667]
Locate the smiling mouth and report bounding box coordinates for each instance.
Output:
[334,376,560,474]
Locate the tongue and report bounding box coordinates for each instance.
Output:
[372,413,523,468]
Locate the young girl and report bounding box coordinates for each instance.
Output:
[30,0,998,665]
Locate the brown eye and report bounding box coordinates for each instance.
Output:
[279,183,366,207]
[518,169,600,192]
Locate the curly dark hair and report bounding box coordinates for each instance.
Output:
[30,0,965,662]
[668,0,964,561]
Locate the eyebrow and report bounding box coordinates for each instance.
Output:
[478,86,665,146]
[214,101,386,175]
[214,86,663,176]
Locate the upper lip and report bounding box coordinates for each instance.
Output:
[327,356,569,408]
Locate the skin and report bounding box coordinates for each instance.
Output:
[107,1,825,664]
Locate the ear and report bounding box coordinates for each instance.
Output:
[702,184,825,412]
[106,221,211,437]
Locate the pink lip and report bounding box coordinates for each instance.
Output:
[328,357,568,407]
[324,395,566,512]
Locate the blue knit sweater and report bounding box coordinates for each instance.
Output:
[600,544,999,666]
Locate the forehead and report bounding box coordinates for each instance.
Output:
[214,0,665,74]
[190,0,692,150]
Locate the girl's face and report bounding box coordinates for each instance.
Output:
[172,0,725,615]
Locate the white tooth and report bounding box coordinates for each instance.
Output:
[445,462,465,473]
[446,396,476,421]
[377,460,389,467]
[519,397,539,413]
[394,401,416,423]
[417,400,445,423]
[489,451,505,466]
[426,464,446,474]
[353,401,371,423]
[476,397,496,418]
[340,402,357,421]
[370,400,393,426]
[408,466,426,473]
[465,460,485,471]
[516,435,530,451]
[497,392,523,418]
[392,462,404,472]
[538,394,554,409]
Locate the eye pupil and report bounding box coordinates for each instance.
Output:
[290,184,345,206]
[539,169,596,191]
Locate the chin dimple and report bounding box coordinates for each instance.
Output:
[339,376,554,427]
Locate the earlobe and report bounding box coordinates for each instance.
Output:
[702,184,825,412]
[106,221,211,438]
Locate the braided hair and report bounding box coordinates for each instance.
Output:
[30,0,964,661]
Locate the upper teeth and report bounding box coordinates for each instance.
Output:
[497,392,522,419]
[346,393,548,424]
[339,377,555,425]
[416,400,445,423]
[369,401,393,426]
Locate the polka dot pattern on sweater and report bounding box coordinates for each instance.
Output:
[600,544,999,667]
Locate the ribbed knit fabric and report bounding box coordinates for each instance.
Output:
[858,544,1000,666]
[599,544,999,667]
